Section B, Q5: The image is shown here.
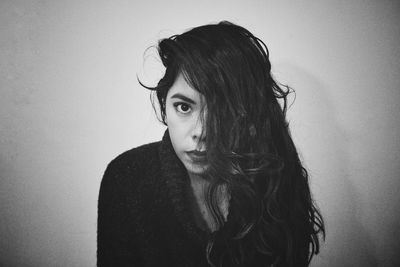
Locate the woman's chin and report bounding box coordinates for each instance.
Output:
[184,162,208,176]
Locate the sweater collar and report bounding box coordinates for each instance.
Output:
[159,129,209,244]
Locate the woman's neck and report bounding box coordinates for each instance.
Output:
[187,172,230,232]
[188,173,209,196]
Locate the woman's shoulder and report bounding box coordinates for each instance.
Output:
[101,141,162,188]
[110,141,161,167]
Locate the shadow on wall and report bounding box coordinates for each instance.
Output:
[276,63,378,267]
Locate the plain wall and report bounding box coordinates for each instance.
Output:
[1,0,399,266]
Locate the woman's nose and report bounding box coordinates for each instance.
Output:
[191,117,206,143]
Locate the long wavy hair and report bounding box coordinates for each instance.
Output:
[141,21,325,267]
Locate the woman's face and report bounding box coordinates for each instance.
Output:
[166,73,208,175]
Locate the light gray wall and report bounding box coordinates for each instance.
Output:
[1,0,399,266]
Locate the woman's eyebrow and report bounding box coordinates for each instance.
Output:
[170,93,196,105]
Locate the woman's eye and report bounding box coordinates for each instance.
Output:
[174,103,192,114]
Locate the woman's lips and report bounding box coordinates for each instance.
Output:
[186,150,207,162]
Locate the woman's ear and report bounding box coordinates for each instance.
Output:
[163,101,168,125]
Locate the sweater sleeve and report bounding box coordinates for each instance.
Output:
[97,159,143,266]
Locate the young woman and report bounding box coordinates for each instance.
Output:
[97,21,325,267]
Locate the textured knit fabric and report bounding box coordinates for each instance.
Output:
[98,130,212,267]
[97,130,272,267]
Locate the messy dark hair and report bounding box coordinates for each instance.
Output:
[141,21,325,267]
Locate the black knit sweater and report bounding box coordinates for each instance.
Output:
[98,130,214,266]
[97,131,272,267]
